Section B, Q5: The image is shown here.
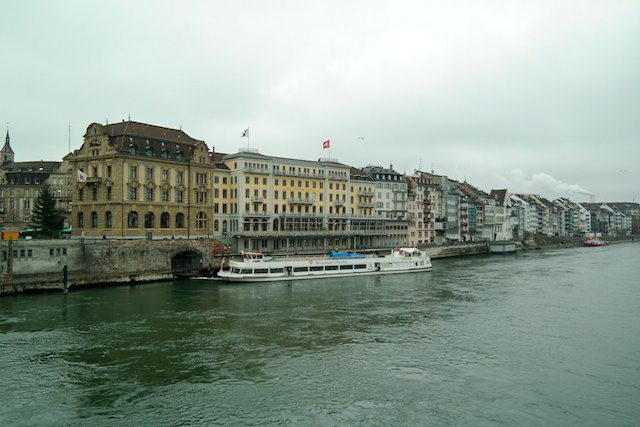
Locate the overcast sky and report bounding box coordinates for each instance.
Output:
[1,1,639,202]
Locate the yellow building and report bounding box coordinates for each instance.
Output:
[214,149,386,253]
[71,120,390,252]
[71,121,213,238]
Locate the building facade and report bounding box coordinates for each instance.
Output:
[71,121,214,238]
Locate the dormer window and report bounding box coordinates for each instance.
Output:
[176,151,184,161]
[128,144,138,155]
[160,148,169,159]
[144,146,154,157]
[90,139,101,147]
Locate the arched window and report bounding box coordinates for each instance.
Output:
[91,211,98,228]
[145,212,155,228]
[214,220,219,232]
[160,148,169,159]
[128,144,138,155]
[175,212,184,228]
[105,211,113,228]
[128,211,138,228]
[77,212,84,228]
[144,146,154,157]
[176,151,184,161]
[196,211,207,229]
[160,212,170,228]
[222,220,228,233]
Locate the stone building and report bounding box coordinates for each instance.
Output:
[362,164,409,247]
[0,130,73,231]
[71,121,214,238]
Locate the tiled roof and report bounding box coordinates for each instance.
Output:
[102,121,202,145]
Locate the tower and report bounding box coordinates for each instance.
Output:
[1,128,15,164]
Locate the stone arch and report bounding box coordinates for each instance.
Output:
[171,250,203,275]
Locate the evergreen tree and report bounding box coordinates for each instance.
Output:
[30,185,63,238]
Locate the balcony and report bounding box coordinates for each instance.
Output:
[359,202,375,208]
[236,228,386,237]
[288,198,313,205]
[358,190,375,197]
[334,199,345,207]
[86,176,102,185]
[252,196,265,203]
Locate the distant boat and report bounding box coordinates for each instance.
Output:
[584,237,608,247]
[217,248,432,282]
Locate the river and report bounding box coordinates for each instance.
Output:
[1,243,639,426]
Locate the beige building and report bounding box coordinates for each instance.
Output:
[71,121,214,238]
[214,150,386,253]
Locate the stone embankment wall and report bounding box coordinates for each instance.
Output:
[0,238,227,295]
[424,242,488,258]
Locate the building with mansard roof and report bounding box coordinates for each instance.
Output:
[71,120,214,238]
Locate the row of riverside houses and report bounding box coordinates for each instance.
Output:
[0,121,638,252]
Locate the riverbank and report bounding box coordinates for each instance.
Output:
[1,237,637,295]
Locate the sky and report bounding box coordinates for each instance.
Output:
[1,0,639,202]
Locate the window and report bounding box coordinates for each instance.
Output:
[78,189,84,201]
[92,187,98,201]
[176,171,183,182]
[162,190,169,202]
[129,144,138,155]
[175,213,185,228]
[77,212,84,228]
[145,146,153,157]
[160,212,170,228]
[106,187,113,201]
[91,211,98,228]
[162,169,169,181]
[146,188,154,201]
[214,220,219,231]
[196,211,207,229]
[176,190,183,203]
[105,211,113,228]
[129,187,137,200]
[107,165,112,177]
[130,166,137,178]
[128,211,139,228]
[144,212,155,228]
[146,167,154,181]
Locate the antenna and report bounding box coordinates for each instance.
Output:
[68,123,71,153]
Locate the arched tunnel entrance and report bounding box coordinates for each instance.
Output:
[171,251,203,276]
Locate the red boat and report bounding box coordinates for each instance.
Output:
[584,237,608,247]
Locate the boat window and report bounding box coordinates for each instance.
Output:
[240,268,253,274]
[310,266,323,272]
[254,268,268,274]
[339,265,354,270]
[270,268,284,274]
[325,265,339,271]
[354,264,367,269]
[293,267,309,272]
[232,268,241,274]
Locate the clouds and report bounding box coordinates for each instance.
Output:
[508,169,593,198]
[1,1,639,201]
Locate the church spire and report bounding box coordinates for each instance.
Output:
[2,125,15,164]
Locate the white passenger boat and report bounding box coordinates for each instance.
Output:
[217,248,432,282]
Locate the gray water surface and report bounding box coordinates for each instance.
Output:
[1,244,639,426]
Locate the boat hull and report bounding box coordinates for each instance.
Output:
[217,266,432,283]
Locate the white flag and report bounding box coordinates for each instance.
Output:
[77,169,87,183]
[241,128,249,138]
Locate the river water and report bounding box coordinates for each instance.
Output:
[1,243,639,426]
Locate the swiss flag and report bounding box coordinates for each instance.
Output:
[322,139,330,149]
